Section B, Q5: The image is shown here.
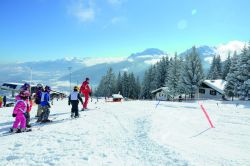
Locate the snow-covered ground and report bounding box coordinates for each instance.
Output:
[0,99,250,166]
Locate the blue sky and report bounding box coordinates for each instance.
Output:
[0,0,250,63]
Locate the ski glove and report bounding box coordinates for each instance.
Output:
[12,113,16,117]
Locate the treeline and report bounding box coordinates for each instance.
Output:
[95,43,250,100]
[224,42,250,100]
[95,68,141,99]
[141,47,204,99]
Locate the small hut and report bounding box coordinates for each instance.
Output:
[112,94,123,102]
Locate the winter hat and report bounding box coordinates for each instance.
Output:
[45,86,51,92]
[74,86,79,91]
[37,83,43,88]
[20,83,30,91]
[86,77,89,81]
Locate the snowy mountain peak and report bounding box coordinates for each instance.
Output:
[128,48,166,59]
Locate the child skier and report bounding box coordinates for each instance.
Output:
[68,86,83,118]
[37,85,52,123]
[19,83,32,128]
[35,84,43,118]
[11,91,30,133]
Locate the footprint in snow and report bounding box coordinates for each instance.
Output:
[6,155,19,161]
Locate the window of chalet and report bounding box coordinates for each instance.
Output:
[210,90,216,95]
[199,89,205,94]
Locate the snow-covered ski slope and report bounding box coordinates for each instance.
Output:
[0,99,250,166]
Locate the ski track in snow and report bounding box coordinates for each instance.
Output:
[0,99,189,166]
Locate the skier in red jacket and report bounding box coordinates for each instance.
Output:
[80,77,92,110]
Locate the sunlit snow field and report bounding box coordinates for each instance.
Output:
[0,99,250,166]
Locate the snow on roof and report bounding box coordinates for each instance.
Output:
[203,79,227,94]
[112,94,123,99]
[151,87,169,94]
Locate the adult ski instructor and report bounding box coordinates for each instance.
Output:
[80,77,92,110]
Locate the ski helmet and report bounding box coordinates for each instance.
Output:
[45,85,51,92]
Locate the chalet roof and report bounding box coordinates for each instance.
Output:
[112,94,123,99]
[151,87,169,94]
[202,79,227,94]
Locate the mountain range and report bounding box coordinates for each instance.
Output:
[0,41,245,92]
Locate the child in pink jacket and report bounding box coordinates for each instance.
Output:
[12,91,30,133]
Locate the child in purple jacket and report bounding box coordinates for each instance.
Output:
[11,91,30,133]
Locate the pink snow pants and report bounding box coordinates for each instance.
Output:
[12,114,26,129]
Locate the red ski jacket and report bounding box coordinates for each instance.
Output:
[80,81,91,94]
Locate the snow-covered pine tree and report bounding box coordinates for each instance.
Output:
[177,57,187,96]
[135,76,141,99]
[127,72,135,99]
[150,65,158,92]
[207,55,216,79]
[116,72,122,94]
[95,68,116,98]
[180,46,204,98]
[207,55,222,79]
[215,55,222,78]
[222,54,231,79]
[95,76,105,97]
[167,53,181,98]
[141,70,150,99]
[121,72,129,98]
[225,51,240,100]
[237,45,250,99]
[156,56,169,88]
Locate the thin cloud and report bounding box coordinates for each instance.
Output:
[68,0,96,22]
[82,57,126,67]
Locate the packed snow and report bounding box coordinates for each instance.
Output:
[0,98,250,166]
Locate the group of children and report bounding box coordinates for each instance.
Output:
[11,83,52,133]
[10,77,91,133]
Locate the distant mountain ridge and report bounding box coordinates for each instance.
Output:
[0,41,245,91]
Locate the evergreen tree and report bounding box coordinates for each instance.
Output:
[95,68,116,98]
[222,54,231,79]
[180,46,204,98]
[207,55,222,79]
[237,45,250,99]
[141,70,152,99]
[156,56,169,88]
[150,65,158,91]
[116,72,122,94]
[135,76,141,99]
[121,72,129,98]
[128,72,137,99]
[167,53,181,98]
[207,56,216,79]
[225,51,239,100]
